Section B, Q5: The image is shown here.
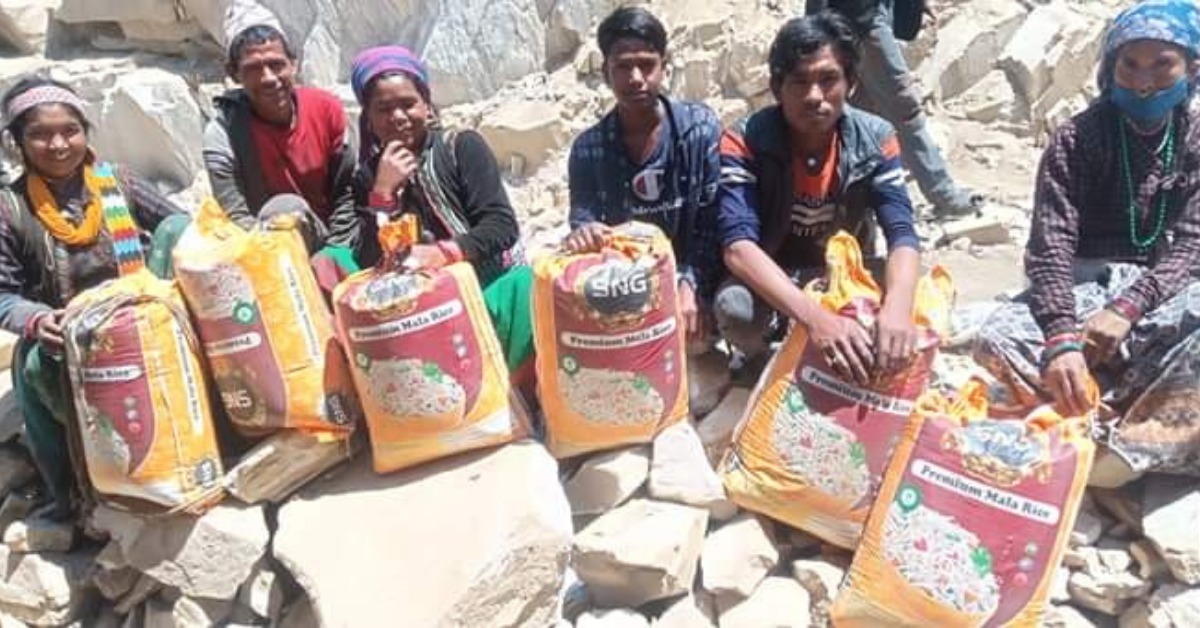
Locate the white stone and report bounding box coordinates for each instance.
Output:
[1140,584,1200,628]
[717,577,811,628]
[937,215,1011,246]
[92,68,205,193]
[1050,566,1071,604]
[0,545,94,625]
[949,70,1016,124]
[146,595,234,628]
[573,498,708,608]
[577,608,650,628]
[654,595,716,628]
[478,100,569,176]
[224,430,356,505]
[274,442,572,628]
[3,517,73,553]
[696,388,749,466]
[237,561,282,620]
[701,514,778,598]
[0,1,54,63]
[1142,477,1200,585]
[916,0,1027,102]
[1068,568,1151,616]
[91,503,269,601]
[1043,604,1100,628]
[649,421,736,520]
[689,351,732,419]
[56,0,177,24]
[564,446,650,516]
[998,4,1081,105]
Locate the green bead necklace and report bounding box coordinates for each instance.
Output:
[1118,116,1177,252]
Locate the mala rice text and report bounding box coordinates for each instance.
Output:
[533,222,688,458]
[833,381,1095,627]
[63,270,223,512]
[173,200,357,438]
[720,232,953,548]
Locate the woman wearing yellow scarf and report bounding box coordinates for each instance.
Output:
[0,75,190,520]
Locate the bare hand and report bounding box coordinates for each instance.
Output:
[875,301,920,374]
[809,310,874,385]
[1082,309,1133,367]
[677,281,706,342]
[402,243,449,270]
[36,310,64,351]
[1043,351,1092,416]
[563,222,611,253]
[374,141,418,197]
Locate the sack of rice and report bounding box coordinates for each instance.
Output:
[63,269,224,513]
[333,215,521,473]
[173,199,357,438]
[533,221,688,458]
[832,380,1096,627]
[720,232,953,548]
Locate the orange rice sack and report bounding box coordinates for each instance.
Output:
[720,232,953,548]
[333,252,520,474]
[173,200,357,438]
[63,270,223,513]
[832,380,1096,627]
[533,221,688,458]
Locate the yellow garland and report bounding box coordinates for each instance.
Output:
[26,165,105,246]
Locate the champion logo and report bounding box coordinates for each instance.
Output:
[631,168,665,202]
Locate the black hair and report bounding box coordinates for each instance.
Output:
[2,75,89,142]
[768,11,861,92]
[597,6,668,58]
[226,24,296,76]
[363,70,432,108]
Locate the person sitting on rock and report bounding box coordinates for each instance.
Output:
[715,11,922,384]
[348,46,535,383]
[0,75,190,518]
[564,6,723,344]
[975,0,1200,476]
[202,2,360,289]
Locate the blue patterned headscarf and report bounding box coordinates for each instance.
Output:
[1098,0,1200,94]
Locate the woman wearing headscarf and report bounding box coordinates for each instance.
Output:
[0,75,189,516]
[975,0,1200,476]
[348,46,534,380]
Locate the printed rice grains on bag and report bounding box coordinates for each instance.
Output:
[173,199,357,438]
[533,221,688,458]
[63,270,223,512]
[832,381,1096,628]
[333,215,521,473]
[720,232,953,549]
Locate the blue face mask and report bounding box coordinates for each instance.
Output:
[1111,77,1191,121]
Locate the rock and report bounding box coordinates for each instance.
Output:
[916,0,1027,102]
[1044,604,1100,628]
[0,445,35,497]
[950,70,1016,124]
[0,545,95,625]
[791,558,845,624]
[649,421,736,520]
[1089,449,1144,489]
[1129,539,1170,581]
[654,595,716,628]
[577,608,650,628]
[573,498,708,608]
[1072,500,1106,547]
[57,0,178,25]
[1138,584,1200,628]
[701,514,778,598]
[275,442,572,628]
[224,430,356,505]
[113,574,159,615]
[1142,477,1200,585]
[1051,566,1071,604]
[0,492,35,538]
[544,0,616,68]
[237,561,282,620]
[717,577,811,628]
[92,565,139,602]
[146,594,234,628]
[91,68,205,193]
[0,0,57,55]
[91,503,270,601]
[696,388,749,466]
[3,516,73,553]
[1068,568,1151,616]
[478,100,569,176]
[937,215,1011,246]
[688,351,732,419]
[564,446,650,516]
[998,4,1105,122]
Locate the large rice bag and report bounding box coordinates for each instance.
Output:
[832,380,1096,627]
[173,199,357,438]
[533,221,688,458]
[333,216,520,473]
[63,270,224,512]
[720,232,953,548]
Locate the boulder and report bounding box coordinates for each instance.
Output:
[701,514,778,598]
[649,421,735,520]
[564,446,650,516]
[223,430,356,505]
[3,516,74,553]
[478,100,569,176]
[0,1,54,61]
[274,442,572,628]
[688,351,732,419]
[90,503,270,601]
[717,577,811,628]
[915,0,1027,102]
[0,545,95,625]
[696,388,750,466]
[91,68,205,193]
[577,608,650,628]
[654,595,716,628]
[1142,477,1200,585]
[573,498,708,608]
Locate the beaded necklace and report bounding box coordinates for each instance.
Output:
[1118,116,1177,252]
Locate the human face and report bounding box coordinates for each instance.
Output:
[234,40,296,125]
[1113,39,1194,95]
[775,45,850,141]
[605,38,666,113]
[366,74,432,152]
[20,104,88,181]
